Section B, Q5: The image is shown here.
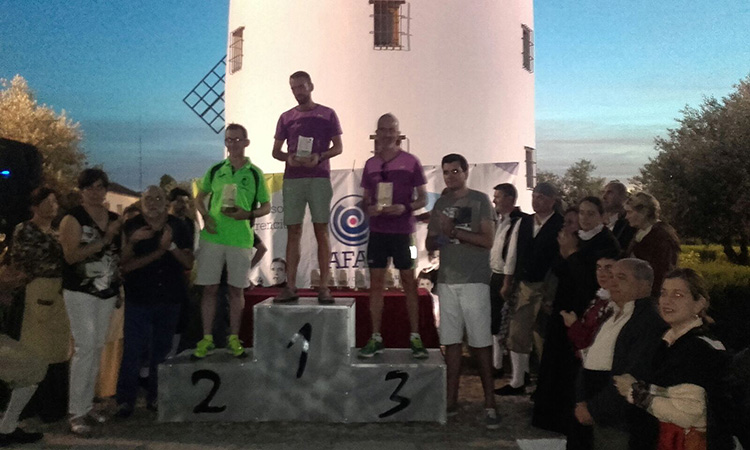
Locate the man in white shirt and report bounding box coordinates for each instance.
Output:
[575,258,666,450]
[489,183,525,376]
[496,182,563,396]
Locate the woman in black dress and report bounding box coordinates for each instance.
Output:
[532,197,620,448]
[614,269,734,450]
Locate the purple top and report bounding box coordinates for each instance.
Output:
[361,150,426,234]
[274,104,342,179]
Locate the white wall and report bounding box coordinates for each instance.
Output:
[226,0,535,209]
[105,192,138,215]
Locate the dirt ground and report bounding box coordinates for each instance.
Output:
[12,371,563,450]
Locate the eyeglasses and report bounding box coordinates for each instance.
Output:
[83,184,107,192]
[224,137,245,144]
[442,168,463,176]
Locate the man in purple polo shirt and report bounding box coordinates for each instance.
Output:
[358,113,428,359]
[272,71,343,303]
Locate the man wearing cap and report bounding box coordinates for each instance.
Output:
[495,182,564,395]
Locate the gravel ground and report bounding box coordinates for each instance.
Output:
[11,373,563,450]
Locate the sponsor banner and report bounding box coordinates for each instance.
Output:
[251,162,518,288]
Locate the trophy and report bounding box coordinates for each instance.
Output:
[221,184,237,214]
[376,182,393,210]
[384,269,396,290]
[310,269,321,290]
[336,269,349,289]
[296,136,313,160]
[354,269,368,290]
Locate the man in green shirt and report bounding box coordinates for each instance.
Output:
[192,123,271,359]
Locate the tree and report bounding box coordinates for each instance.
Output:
[638,75,750,265]
[0,75,85,193]
[538,159,606,208]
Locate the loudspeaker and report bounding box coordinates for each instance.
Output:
[0,138,42,249]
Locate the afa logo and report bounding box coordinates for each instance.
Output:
[329,195,369,246]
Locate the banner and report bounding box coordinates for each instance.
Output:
[250,162,519,288]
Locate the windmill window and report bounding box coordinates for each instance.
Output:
[525,147,537,189]
[522,25,534,73]
[229,27,244,74]
[371,0,406,50]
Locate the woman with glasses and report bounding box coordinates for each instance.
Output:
[614,269,734,450]
[58,168,122,436]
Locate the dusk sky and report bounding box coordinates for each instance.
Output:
[1,0,749,189]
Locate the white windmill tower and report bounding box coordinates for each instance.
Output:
[224,0,536,207]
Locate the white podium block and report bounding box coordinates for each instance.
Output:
[253,297,355,421]
[159,351,263,422]
[253,297,355,376]
[345,349,446,424]
[159,297,446,423]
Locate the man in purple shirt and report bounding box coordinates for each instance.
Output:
[357,113,428,359]
[271,71,343,303]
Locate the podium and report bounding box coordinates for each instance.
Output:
[159,298,446,423]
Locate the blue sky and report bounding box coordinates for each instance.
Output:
[1,0,749,189]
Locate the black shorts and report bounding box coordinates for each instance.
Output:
[366,232,415,270]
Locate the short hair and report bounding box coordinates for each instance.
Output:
[579,196,604,215]
[290,71,312,84]
[226,123,248,139]
[619,258,654,286]
[77,168,109,190]
[29,186,57,207]
[142,185,165,198]
[626,192,660,221]
[664,268,709,302]
[533,182,559,199]
[441,153,468,172]
[606,180,628,197]
[493,183,517,200]
[564,206,579,215]
[271,257,287,270]
[169,187,191,202]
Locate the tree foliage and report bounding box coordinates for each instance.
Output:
[638,75,750,265]
[538,159,605,208]
[0,75,85,193]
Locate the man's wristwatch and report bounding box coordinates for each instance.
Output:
[168,242,177,251]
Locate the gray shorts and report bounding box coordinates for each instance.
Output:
[195,239,255,288]
[282,177,333,225]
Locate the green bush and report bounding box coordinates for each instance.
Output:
[679,246,750,351]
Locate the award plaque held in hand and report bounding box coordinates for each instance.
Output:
[377,182,393,209]
[296,136,313,158]
[221,184,238,214]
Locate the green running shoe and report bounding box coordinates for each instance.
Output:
[357,338,384,358]
[227,335,247,358]
[410,335,429,359]
[191,337,216,360]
